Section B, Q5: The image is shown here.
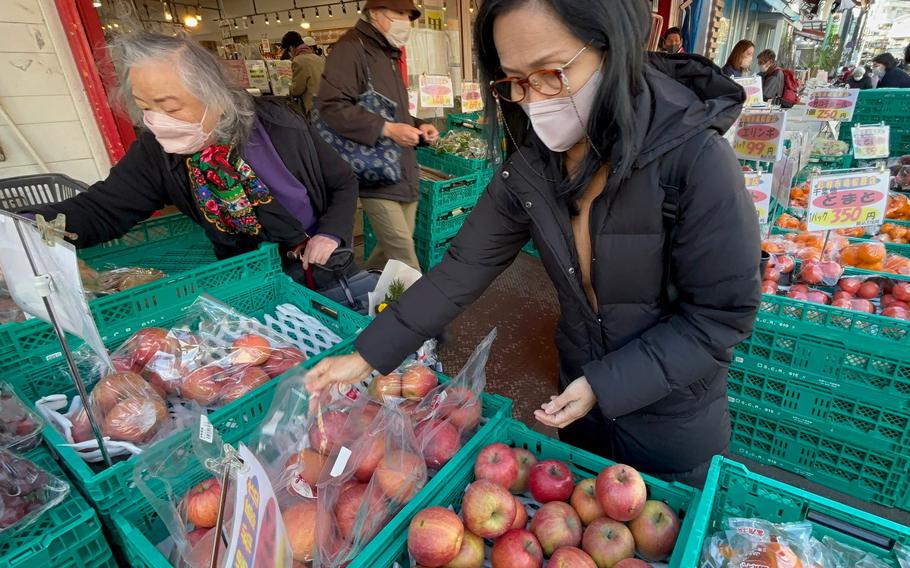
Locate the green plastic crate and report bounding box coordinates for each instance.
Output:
[415,233,455,272]
[446,111,484,132]
[415,203,473,242]
[756,292,910,346]
[0,446,116,568]
[522,240,540,258]
[733,326,910,409]
[726,364,910,452]
[0,244,281,380]
[371,419,699,568]
[78,214,210,268]
[21,274,369,518]
[418,145,497,174]
[679,456,910,567]
[110,383,513,568]
[728,404,910,510]
[418,151,483,215]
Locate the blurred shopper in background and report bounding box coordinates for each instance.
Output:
[661,27,684,54]
[282,32,326,116]
[722,40,754,78]
[873,53,910,88]
[757,49,783,102]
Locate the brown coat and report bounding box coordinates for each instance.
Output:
[316,19,421,202]
[290,50,325,114]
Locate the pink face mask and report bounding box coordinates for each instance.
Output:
[142,107,212,155]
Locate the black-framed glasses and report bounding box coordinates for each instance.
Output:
[490,44,590,103]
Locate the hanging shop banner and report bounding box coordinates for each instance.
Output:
[733,110,787,162]
[408,88,418,114]
[734,76,764,107]
[223,60,251,89]
[461,82,484,113]
[807,170,889,232]
[419,74,454,108]
[852,125,890,160]
[223,444,293,568]
[805,88,859,122]
[245,61,271,93]
[745,171,773,225]
[266,60,292,97]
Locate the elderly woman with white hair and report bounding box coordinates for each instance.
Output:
[26,32,358,281]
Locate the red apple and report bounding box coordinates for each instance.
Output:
[220,366,270,403]
[443,530,484,568]
[285,448,326,496]
[368,373,403,401]
[231,334,271,366]
[185,478,222,529]
[102,396,167,443]
[832,290,854,302]
[510,448,538,494]
[838,277,862,295]
[186,527,210,548]
[490,529,543,568]
[627,500,680,562]
[761,280,778,295]
[474,443,519,489]
[284,500,317,562]
[805,290,830,305]
[594,464,646,522]
[354,435,385,482]
[571,478,606,525]
[336,482,384,541]
[851,299,876,313]
[582,518,635,568]
[439,387,482,430]
[401,365,439,400]
[819,260,842,281]
[549,546,598,568]
[882,294,898,307]
[180,366,223,405]
[461,479,517,540]
[70,408,96,443]
[146,370,179,398]
[893,282,910,302]
[408,507,465,567]
[375,449,425,503]
[775,255,795,274]
[129,327,170,367]
[832,298,853,310]
[858,281,882,300]
[614,560,652,568]
[416,419,462,469]
[787,290,809,301]
[529,459,574,503]
[307,409,350,455]
[511,496,528,530]
[93,371,152,413]
[789,283,810,294]
[883,306,910,320]
[764,265,781,282]
[262,347,306,378]
[111,355,142,374]
[799,261,824,285]
[530,501,583,555]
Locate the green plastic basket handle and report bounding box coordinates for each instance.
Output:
[806,510,895,550]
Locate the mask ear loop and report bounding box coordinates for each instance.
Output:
[561,61,603,162]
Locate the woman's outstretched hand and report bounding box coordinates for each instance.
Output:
[304,352,374,393]
[534,377,596,429]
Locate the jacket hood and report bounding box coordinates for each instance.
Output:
[632,53,745,168]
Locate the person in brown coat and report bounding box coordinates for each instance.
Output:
[282,32,325,116]
[316,0,438,271]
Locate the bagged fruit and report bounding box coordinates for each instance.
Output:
[796,259,843,286]
[83,266,167,295]
[110,295,305,408]
[724,518,814,568]
[0,381,44,452]
[887,193,910,220]
[314,401,426,567]
[0,448,69,534]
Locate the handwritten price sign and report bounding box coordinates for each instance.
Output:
[852,125,890,160]
[806,89,859,122]
[745,171,773,225]
[461,82,484,113]
[807,171,888,231]
[733,111,786,162]
[734,76,764,107]
[419,75,454,109]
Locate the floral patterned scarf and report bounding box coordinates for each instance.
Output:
[187,144,273,235]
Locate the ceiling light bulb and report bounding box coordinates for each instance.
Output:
[184,15,198,27]
[164,11,173,21]
[289,11,293,21]
[301,21,311,29]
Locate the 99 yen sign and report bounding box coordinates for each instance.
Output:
[807,171,888,232]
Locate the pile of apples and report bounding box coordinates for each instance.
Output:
[407,443,680,568]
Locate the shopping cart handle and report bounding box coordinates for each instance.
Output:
[806,509,894,550]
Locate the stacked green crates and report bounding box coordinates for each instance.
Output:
[838,89,910,157]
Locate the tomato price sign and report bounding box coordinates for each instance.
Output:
[733,111,786,162]
[852,125,890,160]
[806,88,859,122]
[734,76,764,107]
[745,171,773,225]
[807,171,889,232]
[419,74,454,108]
[461,82,484,113]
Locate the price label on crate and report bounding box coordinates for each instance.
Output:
[852,125,890,160]
[733,110,786,162]
[806,88,859,122]
[734,76,764,107]
[745,170,773,225]
[807,170,888,232]
[419,75,454,108]
[460,82,484,113]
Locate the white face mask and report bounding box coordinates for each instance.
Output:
[382,14,412,48]
[873,65,886,78]
[521,67,603,153]
[142,107,212,155]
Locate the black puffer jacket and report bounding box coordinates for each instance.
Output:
[356,55,761,476]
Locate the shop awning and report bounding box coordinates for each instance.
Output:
[759,0,802,23]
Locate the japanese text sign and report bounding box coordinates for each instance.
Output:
[734,76,764,107]
[733,110,786,162]
[460,82,484,113]
[745,171,773,225]
[807,170,888,232]
[419,75,454,108]
[852,125,890,160]
[806,88,859,122]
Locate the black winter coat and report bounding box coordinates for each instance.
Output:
[878,67,910,89]
[356,55,762,476]
[26,98,358,260]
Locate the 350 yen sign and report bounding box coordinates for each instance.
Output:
[733,111,786,162]
[807,171,888,232]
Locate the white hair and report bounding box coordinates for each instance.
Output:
[110,32,255,146]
